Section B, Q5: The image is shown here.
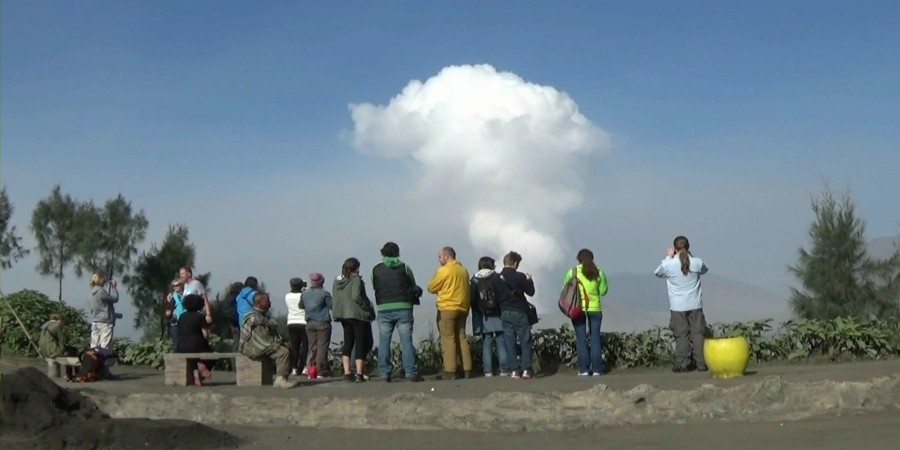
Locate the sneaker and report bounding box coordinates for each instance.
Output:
[404,375,425,382]
[301,367,308,375]
[499,371,511,377]
[290,369,299,376]
[591,372,603,377]
[521,370,533,380]
[578,372,590,376]
[355,374,367,383]
[484,373,495,377]
[343,374,355,382]
[511,371,522,379]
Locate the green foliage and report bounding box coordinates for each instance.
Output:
[116,337,173,369]
[0,186,29,269]
[30,185,80,302]
[124,224,209,336]
[790,185,900,320]
[73,195,149,282]
[0,290,89,356]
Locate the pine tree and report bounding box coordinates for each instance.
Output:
[789,185,900,319]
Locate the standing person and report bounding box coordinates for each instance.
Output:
[175,294,215,386]
[89,273,118,350]
[564,249,609,376]
[499,251,536,380]
[470,256,511,377]
[239,292,297,389]
[372,242,422,382]
[332,258,376,383]
[285,277,310,376]
[427,246,472,380]
[222,282,244,352]
[179,267,211,316]
[301,272,333,378]
[165,279,186,348]
[236,276,259,326]
[655,236,709,373]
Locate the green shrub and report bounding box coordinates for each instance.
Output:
[0,289,89,356]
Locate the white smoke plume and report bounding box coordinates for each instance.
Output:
[349,64,610,298]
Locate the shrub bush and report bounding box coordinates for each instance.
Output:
[0,289,89,356]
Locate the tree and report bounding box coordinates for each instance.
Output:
[74,194,149,282]
[30,185,79,302]
[0,186,29,268]
[123,224,210,338]
[789,185,900,320]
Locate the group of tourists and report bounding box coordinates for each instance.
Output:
[36,235,709,389]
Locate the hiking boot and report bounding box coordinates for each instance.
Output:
[404,375,425,382]
[442,371,457,380]
[463,370,473,379]
[273,376,298,389]
[343,374,355,382]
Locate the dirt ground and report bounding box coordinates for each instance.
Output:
[2,356,899,449]
[229,411,900,450]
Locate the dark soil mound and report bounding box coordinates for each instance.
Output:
[1,367,238,450]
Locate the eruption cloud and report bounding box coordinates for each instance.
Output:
[350,64,610,298]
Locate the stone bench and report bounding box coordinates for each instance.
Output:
[46,356,81,378]
[163,352,275,386]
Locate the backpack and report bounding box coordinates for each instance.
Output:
[558,266,586,320]
[72,349,105,383]
[476,277,501,316]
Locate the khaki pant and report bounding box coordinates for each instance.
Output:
[266,345,291,377]
[670,309,708,370]
[437,310,472,373]
[90,322,114,349]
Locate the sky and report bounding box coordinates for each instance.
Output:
[2,1,899,339]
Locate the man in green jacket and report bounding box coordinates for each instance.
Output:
[239,292,297,389]
[38,314,79,380]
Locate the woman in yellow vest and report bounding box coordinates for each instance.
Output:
[562,249,608,376]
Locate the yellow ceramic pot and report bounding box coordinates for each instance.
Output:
[703,336,750,379]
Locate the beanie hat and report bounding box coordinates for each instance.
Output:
[309,272,325,287]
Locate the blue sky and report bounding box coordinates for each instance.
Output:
[2,1,899,336]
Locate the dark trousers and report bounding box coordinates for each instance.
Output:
[287,323,309,371]
[670,308,708,370]
[341,319,372,360]
[306,320,332,375]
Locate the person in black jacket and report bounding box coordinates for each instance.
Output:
[499,251,536,379]
[372,242,423,382]
[470,256,512,376]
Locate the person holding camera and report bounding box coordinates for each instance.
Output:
[285,277,310,376]
[88,272,119,350]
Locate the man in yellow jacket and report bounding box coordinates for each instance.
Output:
[427,246,472,379]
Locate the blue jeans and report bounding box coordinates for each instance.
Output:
[377,309,419,378]
[572,311,603,374]
[481,331,510,374]
[501,310,533,372]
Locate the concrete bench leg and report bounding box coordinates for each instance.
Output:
[235,355,275,386]
[163,354,190,386]
[46,359,61,378]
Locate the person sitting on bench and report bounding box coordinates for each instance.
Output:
[239,291,297,389]
[38,313,80,381]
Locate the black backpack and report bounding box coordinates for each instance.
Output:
[476,277,501,316]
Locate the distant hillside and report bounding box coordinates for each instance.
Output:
[600,272,791,331]
[867,235,900,260]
